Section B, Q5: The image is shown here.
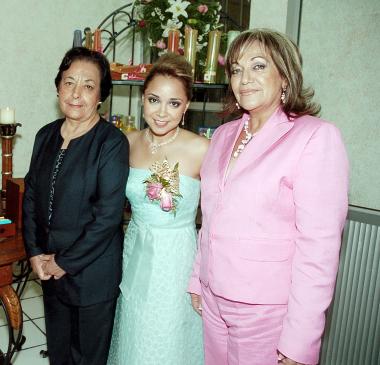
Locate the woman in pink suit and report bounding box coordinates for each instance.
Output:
[188,29,349,365]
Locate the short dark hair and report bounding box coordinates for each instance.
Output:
[54,47,112,102]
[143,53,193,101]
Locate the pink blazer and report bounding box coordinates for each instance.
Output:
[188,108,349,364]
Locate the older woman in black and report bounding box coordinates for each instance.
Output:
[23,47,129,365]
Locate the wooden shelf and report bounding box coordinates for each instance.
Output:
[112,80,228,89]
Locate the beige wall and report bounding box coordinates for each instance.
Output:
[250,0,288,31]
[300,0,380,209]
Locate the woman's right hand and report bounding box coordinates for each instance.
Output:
[277,352,306,365]
[190,293,202,316]
[30,255,52,280]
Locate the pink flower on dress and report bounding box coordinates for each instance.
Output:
[160,190,173,212]
[197,4,208,14]
[146,182,163,200]
[144,160,181,213]
[155,39,167,49]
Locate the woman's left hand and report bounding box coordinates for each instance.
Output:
[42,254,66,279]
[278,352,307,365]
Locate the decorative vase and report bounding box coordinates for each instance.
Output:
[93,29,102,53]
[184,27,198,79]
[204,30,222,84]
[167,29,180,54]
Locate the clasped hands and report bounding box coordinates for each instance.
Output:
[30,254,66,280]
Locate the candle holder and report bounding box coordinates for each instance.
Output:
[84,27,93,49]
[167,29,180,54]
[204,30,222,84]
[0,123,21,195]
[93,29,103,53]
[184,27,198,79]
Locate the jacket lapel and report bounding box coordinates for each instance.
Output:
[217,116,247,189]
[227,109,295,180]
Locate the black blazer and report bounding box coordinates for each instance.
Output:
[23,118,129,306]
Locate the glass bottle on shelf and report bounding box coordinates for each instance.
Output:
[121,115,136,134]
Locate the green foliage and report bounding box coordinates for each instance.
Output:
[135,0,225,71]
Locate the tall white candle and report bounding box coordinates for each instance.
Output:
[0,107,15,124]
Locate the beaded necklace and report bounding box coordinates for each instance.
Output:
[233,119,256,158]
[145,126,180,154]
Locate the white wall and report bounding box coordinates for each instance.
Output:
[250,0,288,31]
[0,0,128,181]
[300,0,380,209]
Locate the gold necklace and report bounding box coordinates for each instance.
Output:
[145,126,180,154]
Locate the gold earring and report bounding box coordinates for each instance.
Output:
[235,102,240,110]
[181,113,185,126]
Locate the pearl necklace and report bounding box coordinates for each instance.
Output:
[233,119,254,158]
[145,126,180,154]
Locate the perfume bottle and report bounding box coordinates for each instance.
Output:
[121,115,136,134]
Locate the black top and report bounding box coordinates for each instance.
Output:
[48,149,66,224]
[23,118,129,306]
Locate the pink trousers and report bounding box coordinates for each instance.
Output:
[201,284,288,365]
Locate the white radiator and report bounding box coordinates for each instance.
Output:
[320,207,380,365]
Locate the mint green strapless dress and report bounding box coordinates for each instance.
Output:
[107,168,204,365]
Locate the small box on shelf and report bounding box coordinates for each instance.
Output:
[110,62,153,81]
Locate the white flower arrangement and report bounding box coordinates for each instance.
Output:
[134,0,225,70]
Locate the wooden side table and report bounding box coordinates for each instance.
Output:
[0,234,26,365]
[5,178,24,230]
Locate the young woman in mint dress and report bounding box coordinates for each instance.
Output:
[107,53,209,365]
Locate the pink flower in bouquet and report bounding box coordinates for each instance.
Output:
[138,20,146,28]
[146,182,162,200]
[144,160,181,213]
[160,190,173,212]
[156,39,166,49]
[197,4,209,14]
[218,54,225,66]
